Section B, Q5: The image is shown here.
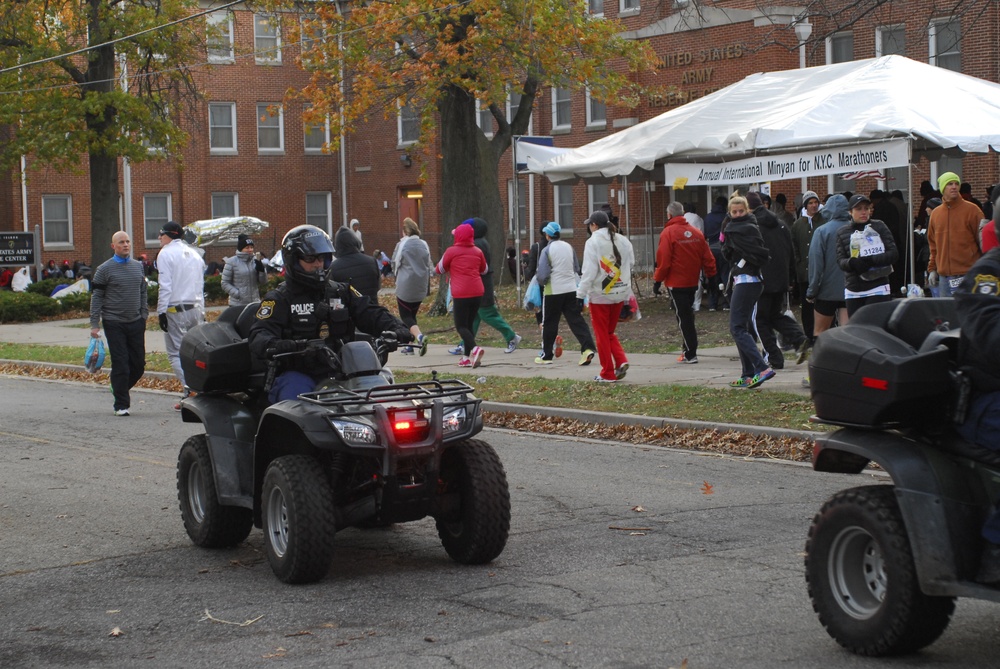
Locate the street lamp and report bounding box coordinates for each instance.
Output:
[794,19,813,193]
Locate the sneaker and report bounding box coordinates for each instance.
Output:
[614,362,629,380]
[400,346,415,355]
[593,375,617,383]
[796,339,812,365]
[470,346,484,368]
[554,335,564,358]
[505,334,522,354]
[458,357,473,367]
[801,376,811,388]
[534,356,553,365]
[114,408,130,417]
[730,377,751,388]
[676,354,698,364]
[746,368,776,389]
[579,349,595,366]
[417,334,428,357]
[448,344,465,355]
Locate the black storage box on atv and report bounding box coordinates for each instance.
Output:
[180,320,257,393]
[809,299,956,429]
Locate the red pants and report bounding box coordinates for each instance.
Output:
[588,302,627,380]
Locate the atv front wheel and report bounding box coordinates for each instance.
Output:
[261,455,336,584]
[805,485,955,656]
[435,439,510,564]
[177,435,253,548]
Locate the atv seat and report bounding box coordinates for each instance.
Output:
[885,298,959,351]
[235,302,261,339]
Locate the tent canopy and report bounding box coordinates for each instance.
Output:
[537,55,1000,184]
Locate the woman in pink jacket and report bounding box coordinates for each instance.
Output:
[436,223,487,367]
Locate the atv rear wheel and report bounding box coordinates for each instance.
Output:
[805,485,955,656]
[261,455,336,584]
[177,435,253,548]
[435,439,510,564]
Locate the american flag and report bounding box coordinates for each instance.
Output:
[840,170,889,181]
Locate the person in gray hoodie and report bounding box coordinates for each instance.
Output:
[329,226,381,302]
[806,193,850,339]
[391,217,432,355]
[221,234,267,307]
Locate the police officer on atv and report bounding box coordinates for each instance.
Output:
[248,225,414,403]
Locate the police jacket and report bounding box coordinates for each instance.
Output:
[955,248,1000,392]
[248,279,409,376]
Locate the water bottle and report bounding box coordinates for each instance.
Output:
[849,230,862,259]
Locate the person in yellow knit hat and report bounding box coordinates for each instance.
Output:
[926,171,984,297]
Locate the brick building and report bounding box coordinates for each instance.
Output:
[4,0,998,272]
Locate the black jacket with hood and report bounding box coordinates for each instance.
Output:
[329,226,381,302]
[722,213,770,278]
[754,205,795,294]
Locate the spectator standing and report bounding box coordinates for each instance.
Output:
[653,202,716,364]
[329,226,381,302]
[436,223,487,368]
[871,189,904,295]
[753,192,809,370]
[770,193,795,227]
[835,193,899,317]
[391,217,432,356]
[577,210,634,383]
[349,218,364,251]
[721,194,774,389]
[915,180,941,232]
[703,196,729,311]
[927,171,984,297]
[790,190,823,346]
[961,182,983,211]
[221,234,266,307]
[156,221,206,410]
[533,221,596,366]
[90,231,148,416]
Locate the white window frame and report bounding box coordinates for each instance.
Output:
[930,18,961,72]
[588,0,604,17]
[826,31,854,64]
[41,195,72,247]
[585,88,606,128]
[254,14,282,65]
[306,192,332,231]
[209,102,237,154]
[588,184,610,215]
[256,103,284,153]
[143,193,172,244]
[476,100,494,138]
[551,88,571,131]
[211,192,239,218]
[206,11,234,64]
[619,0,640,17]
[555,185,574,236]
[398,101,419,146]
[876,24,906,57]
[303,105,329,153]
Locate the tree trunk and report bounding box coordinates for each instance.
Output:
[429,85,505,316]
[89,151,120,267]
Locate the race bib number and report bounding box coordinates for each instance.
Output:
[858,234,885,258]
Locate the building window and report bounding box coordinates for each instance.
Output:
[476,101,494,137]
[303,106,329,153]
[586,88,606,127]
[206,11,234,63]
[827,31,854,64]
[143,194,171,243]
[209,103,237,153]
[254,14,281,64]
[552,88,571,130]
[306,192,332,231]
[507,91,533,133]
[930,19,961,72]
[398,101,419,145]
[212,193,238,218]
[619,0,640,15]
[588,0,604,17]
[876,24,905,57]
[588,183,610,215]
[509,179,528,238]
[42,195,72,245]
[555,185,574,235]
[257,103,284,153]
[300,13,323,67]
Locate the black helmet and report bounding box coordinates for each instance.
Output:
[281,225,334,288]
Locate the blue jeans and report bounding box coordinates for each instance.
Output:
[729,281,768,379]
[269,370,323,403]
[937,274,964,297]
[956,391,1000,543]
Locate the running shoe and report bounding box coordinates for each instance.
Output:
[729,377,751,388]
[448,344,465,355]
[470,346,484,368]
[593,376,617,383]
[505,334,522,354]
[614,362,629,380]
[579,349,595,366]
[534,356,553,365]
[554,335,564,358]
[458,357,473,367]
[417,334,428,357]
[746,368,776,389]
[676,355,698,364]
[796,339,812,365]
[114,408,130,417]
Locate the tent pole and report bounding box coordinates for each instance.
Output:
[907,156,915,290]
[512,136,522,305]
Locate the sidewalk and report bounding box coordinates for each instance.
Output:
[0,316,811,396]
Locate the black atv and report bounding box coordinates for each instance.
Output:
[805,297,1000,656]
[174,302,511,584]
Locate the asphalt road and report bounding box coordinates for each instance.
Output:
[2,376,1000,668]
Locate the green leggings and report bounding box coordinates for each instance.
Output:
[472,304,516,342]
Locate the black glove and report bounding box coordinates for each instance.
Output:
[847,257,866,273]
[158,313,168,333]
[254,259,265,273]
[395,328,414,344]
[268,339,301,357]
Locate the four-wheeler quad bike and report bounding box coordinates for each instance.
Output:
[804,297,1000,656]
[174,301,511,584]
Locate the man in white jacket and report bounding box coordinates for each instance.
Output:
[533,221,596,365]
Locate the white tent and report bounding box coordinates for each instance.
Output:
[537,55,1000,185]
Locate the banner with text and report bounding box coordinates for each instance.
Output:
[664,139,910,188]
